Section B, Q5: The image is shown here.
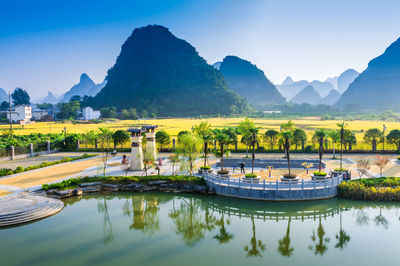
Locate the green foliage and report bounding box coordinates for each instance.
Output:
[42,175,205,190]
[387,129,400,150]
[245,173,257,178]
[293,128,307,149]
[119,108,138,120]
[200,165,211,170]
[57,100,80,120]
[313,171,327,176]
[338,178,400,201]
[334,168,348,172]
[155,130,171,149]
[364,128,383,150]
[264,129,279,150]
[177,130,191,143]
[112,130,130,148]
[100,107,117,118]
[63,134,80,151]
[12,87,30,105]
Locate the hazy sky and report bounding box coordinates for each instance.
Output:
[1,0,400,98]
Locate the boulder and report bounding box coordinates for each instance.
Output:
[81,186,101,193]
[79,182,102,188]
[54,189,75,198]
[148,180,168,186]
[102,184,120,191]
[193,185,208,193]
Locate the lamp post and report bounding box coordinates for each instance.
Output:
[382,124,387,152]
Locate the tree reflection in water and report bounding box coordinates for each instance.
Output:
[309,216,330,256]
[97,196,114,244]
[356,208,370,226]
[168,197,210,246]
[244,216,266,257]
[278,217,293,257]
[335,210,350,250]
[374,208,389,229]
[213,214,233,244]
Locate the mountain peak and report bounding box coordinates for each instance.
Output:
[282,76,293,85]
[85,25,254,116]
[219,55,285,109]
[335,37,400,111]
[291,85,322,105]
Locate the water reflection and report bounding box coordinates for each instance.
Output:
[335,210,350,250]
[278,217,293,257]
[244,216,266,257]
[213,214,233,244]
[97,196,113,244]
[77,193,400,257]
[169,197,210,246]
[309,216,330,256]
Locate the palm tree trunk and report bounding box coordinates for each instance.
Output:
[220,144,224,172]
[332,141,336,159]
[204,142,208,167]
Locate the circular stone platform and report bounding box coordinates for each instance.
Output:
[0,193,64,227]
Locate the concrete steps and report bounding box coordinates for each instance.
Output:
[0,193,64,227]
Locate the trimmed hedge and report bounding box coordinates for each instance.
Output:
[0,154,96,178]
[313,171,327,176]
[338,177,400,201]
[42,175,205,190]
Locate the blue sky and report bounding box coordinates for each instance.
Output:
[1,0,400,98]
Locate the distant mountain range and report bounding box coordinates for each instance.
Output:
[276,68,358,101]
[321,89,341,105]
[60,73,107,102]
[276,78,334,100]
[291,85,322,105]
[218,56,285,109]
[85,25,254,116]
[336,37,400,111]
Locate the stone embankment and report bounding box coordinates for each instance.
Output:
[46,181,211,199]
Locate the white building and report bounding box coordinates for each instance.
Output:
[82,107,100,120]
[7,105,32,123]
[32,110,49,121]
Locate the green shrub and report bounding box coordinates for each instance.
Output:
[245,173,257,178]
[41,175,204,190]
[313,171,327,177]
[334,168,348,172]
[13,166,24,174]
[200,165,211,170]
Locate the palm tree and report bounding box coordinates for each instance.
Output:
[249,127,259,174]
[192,122,214,167]
[327,129,340,159]
[214,128,236,174]
[313,129,327,172]
[280,131,293,176]
[337,122,347,170]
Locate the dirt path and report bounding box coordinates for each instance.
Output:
[0,157,103,189]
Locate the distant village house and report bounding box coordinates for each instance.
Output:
[81,107,100,120]
[7,105,32,124]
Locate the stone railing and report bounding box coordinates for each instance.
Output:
[204,173,343,201]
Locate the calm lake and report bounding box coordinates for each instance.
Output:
[1,192,400,266]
